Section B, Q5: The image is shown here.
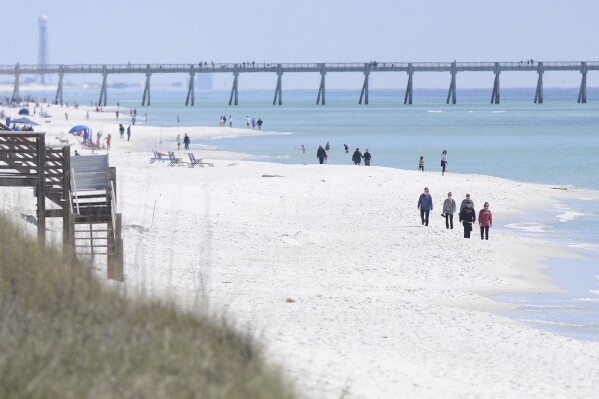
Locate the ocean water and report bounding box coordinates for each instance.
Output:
[5,85,599,340]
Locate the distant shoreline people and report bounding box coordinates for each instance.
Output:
[479,202,493,240]
[344,144,348,153]
[441,150,448,176]
[325,142,330,151]
[229,115,233,127]
[317,145,326,164]
[251,117,257,129]
[352,148,363,165]
[246,116,250,129]
[119,123,125,139]
[176,134,181,150]
[363,149,372,166]
[301,144,306,153]
[127,125,131,141]
[419,156,424,172]
[183,133,190,150]
[257,118,263,130]
[417,187,433,226]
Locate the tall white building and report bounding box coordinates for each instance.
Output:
[38,15,49,84]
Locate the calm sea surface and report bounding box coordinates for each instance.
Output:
[5,86,599,340]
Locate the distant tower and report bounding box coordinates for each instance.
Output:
[38,15,49,84]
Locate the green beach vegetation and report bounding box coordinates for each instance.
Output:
[0,212,299,399]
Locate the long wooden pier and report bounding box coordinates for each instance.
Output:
[1,61,597,106]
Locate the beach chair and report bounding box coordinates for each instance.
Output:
[168,151,188,167]
[188,153,214,167]
[150,149,171,163]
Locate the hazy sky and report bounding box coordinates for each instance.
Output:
[3,0,599,89]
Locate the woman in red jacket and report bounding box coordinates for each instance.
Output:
[478,202,493,240]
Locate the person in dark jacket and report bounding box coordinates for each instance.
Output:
[183,133,190,150]
[363,149,372,166]
[459,201,476,238]
[344,144,349,153]
[478,202,493,240]
[442,192,457,229]
[316,145,327,164]
[352,148,363,165]
[417,187,433,226]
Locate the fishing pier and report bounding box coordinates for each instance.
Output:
[1,61,597,106]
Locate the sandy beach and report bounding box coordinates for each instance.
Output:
[2,103,599,398]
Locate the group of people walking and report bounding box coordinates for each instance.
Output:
[417,189,493,239]
[315,142,372,166]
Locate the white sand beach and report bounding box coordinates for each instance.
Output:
[2,104,599,398]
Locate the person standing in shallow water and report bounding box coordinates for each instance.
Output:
[441,150,448,175]
[417,187,433,226]
[316,145,327,164]
[442,192,456,229]
[478,202,493,240]
[363,149,372,166]
[344,144,349,153]
[418,156,424,172]
[325,142,330,151]
[459,201,476,238]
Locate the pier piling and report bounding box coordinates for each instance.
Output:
[446,62,457,104]
[534,62,544,104]
[359,64,370,105]
[578,62,587,104]
[186,65,195,106]
[491,63,501,104]
[142,65,152,106]
[273,64,283,106]
[404,63,414,105]
[316,64,326,105]
[55,66,64,105]
[229,67,239,106]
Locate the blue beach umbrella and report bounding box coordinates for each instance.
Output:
[18,108,30,115]
[69,124,90,133]
[12,117,39,126]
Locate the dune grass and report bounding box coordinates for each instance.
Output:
[0,213,299,399]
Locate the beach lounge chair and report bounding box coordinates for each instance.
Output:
[150,149,171,163]
[188,153,214,167]
[168,151,188,167]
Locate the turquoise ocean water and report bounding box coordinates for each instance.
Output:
[5,86,599,340]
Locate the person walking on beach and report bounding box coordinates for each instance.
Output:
[246,116,250,129]
[344,144,349,153]
[183,133,190,150]
[257,118,263,130]
[325,141,330,151]
[105,133,111,151]
[364,149,372,166]
[96,132,102,148]
[352,148,363,165]
[478,202,493,240]
[126,125,131,141]
[176,134,181,150]
[441,150,448,176]
[119,123,125,139]
[417,187,433,226]
[116,110,119,120]
[419,156,424,172]
[251,117,257,129]
[442,192,457,229]
[460,193,474,212]
[317,145,327,164]
[301,144,306,153]
[229,115,233,127]
[459,201,476,238]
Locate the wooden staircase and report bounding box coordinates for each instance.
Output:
[0,132,123,281]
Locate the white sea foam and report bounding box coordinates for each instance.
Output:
[517,318,586,327]
[556,211,590,223]
[427,110,442,113]
[567,243,599,252]
[491,110,507,113]
[505,222,552,233]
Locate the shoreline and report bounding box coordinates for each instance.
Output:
[2,103,599,397]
